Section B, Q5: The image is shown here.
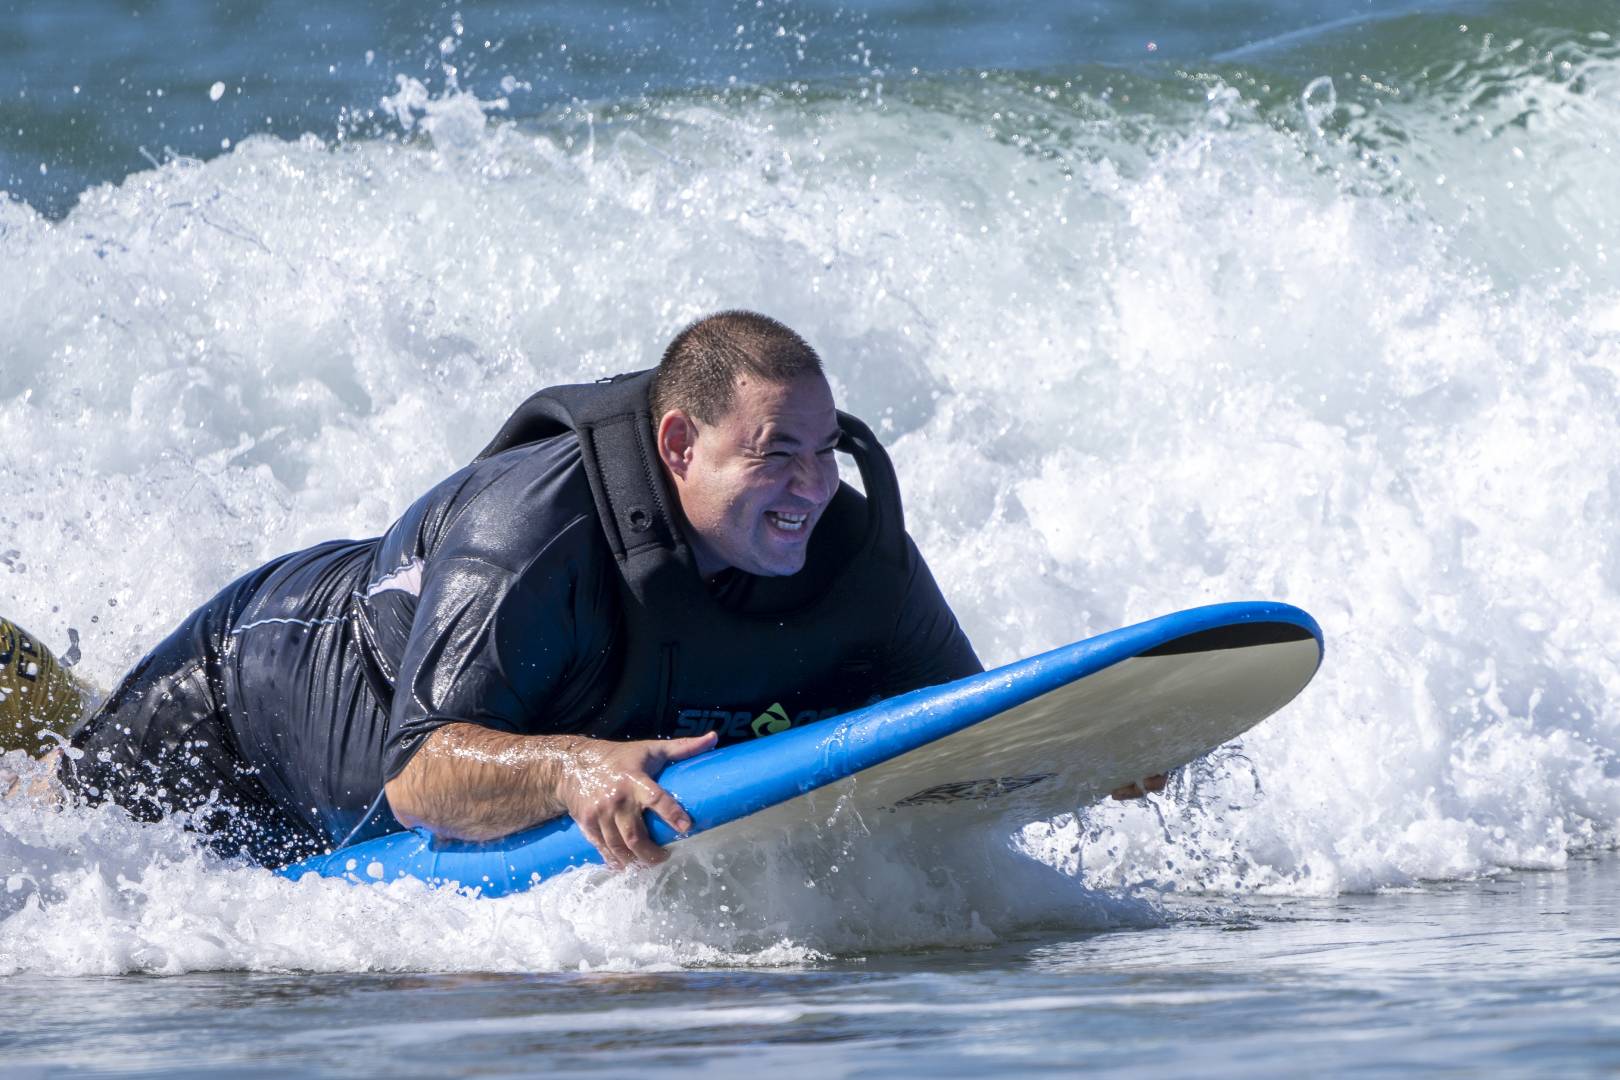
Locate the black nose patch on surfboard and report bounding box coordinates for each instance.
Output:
[1141,620,1317,656]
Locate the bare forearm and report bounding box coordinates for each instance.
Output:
[384,723,585,841]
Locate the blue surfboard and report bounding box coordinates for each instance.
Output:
[283,601,1323,896]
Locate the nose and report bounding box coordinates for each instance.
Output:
[788,451,837,505]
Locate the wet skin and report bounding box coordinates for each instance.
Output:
[657,373,842,580]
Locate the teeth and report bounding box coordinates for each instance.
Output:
[769,511,807,532]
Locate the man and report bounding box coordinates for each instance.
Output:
[54,312,991,868]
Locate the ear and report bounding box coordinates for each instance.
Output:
[657,410,696,480]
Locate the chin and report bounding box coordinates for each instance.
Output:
[746,543,809,578]
[750,555,807,578]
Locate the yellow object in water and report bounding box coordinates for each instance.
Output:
[0,617,89,754]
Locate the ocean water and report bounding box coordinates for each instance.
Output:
[3,0,1620,1074]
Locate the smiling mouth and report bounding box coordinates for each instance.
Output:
[765,510,810,534]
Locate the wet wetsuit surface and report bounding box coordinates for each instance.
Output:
[65,435,981,864]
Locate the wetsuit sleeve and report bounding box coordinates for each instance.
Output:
[880,535,984,696]
[381,518,610,780]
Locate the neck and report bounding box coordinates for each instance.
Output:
[689,537,730,582]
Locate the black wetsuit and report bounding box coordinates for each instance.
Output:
[63,434,981,866]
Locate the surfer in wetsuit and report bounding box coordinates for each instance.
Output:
[27,313,973,867]
[9,311,1163,868]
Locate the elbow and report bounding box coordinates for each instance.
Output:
[383,756,506,842]
[383,771,428,831]
[383,729,449,833]
[384,750,450,834]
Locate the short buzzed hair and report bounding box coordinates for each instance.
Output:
[651,311,824,424]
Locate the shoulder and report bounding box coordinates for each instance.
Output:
[422,435,601,573]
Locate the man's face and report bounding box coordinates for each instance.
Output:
[661,373,841,578]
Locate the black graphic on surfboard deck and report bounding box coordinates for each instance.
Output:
[893,774,1055,807]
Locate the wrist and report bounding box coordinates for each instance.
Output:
[530,734,589,816]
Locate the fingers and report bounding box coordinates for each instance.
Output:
[583,796,670,870]
[568,735,715,870]
[610,776,694,865]
[582,811,640,871]
[576,816,621,871]
[576,816,613,870]
[579,781,692,870]
[643,783,694,836]
[638,736,706,835]
[657,730,719,767]
[614,799,669,866]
